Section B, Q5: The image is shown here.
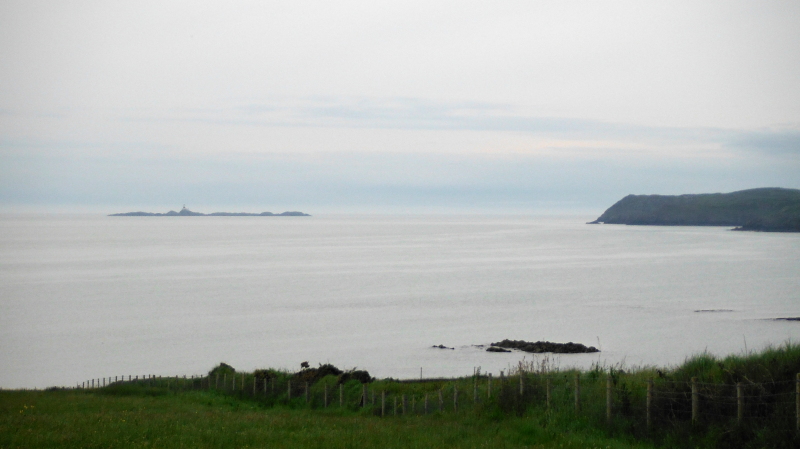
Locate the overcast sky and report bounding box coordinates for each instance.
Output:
[1,1,799,213]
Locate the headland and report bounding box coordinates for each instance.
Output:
[588,187,800,232]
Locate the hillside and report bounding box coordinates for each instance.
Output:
[589,188,800,232]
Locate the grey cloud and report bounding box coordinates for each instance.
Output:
[724,130,800,156]
[147,97,798,157]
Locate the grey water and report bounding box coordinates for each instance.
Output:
[1,214,798,389]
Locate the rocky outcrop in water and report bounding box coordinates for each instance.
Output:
[489,339,599,354]
[486,346,511,353]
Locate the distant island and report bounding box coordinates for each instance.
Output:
[588,187,800,232]
[110,207,310,217]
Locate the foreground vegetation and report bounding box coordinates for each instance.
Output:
[2,342,799,448]
[1,389,652,449]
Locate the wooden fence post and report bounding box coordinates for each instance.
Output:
[363,385,367,408]
[305,382,309,403]
[340,384,343,407]
[402,395,407,415]
[737,382,743,424]
[795,373,799,432]
[394,396,398,415]
[287,381,291,400]
[606,375,613,424]
[232,374,235,391]
[691,377,698,424]
[253,377,257,396]
[454,385,458,412]
[223,374,226,390]
[324,384,328,408]
[263,378,267,396]
[474,377,478,403]
[646,378,653,429]
[425,393,429,414]
[381,390,385,417]
[412,396,416,414]
[439,389,443,412]
[546,377,551,409]
[574,373,581,412]
[488,373,492,399]
[240,373,244,391]
[520,372,524,396]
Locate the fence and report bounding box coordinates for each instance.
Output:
[76,371,800,433]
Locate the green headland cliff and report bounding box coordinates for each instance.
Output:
[589,187,800,232]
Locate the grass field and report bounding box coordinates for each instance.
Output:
[2,342,799,448]
[1,388,652,449]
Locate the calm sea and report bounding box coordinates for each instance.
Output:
[1,214,798,388]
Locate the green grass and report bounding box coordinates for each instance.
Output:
[2,342,799,448]
[1,388,651,449]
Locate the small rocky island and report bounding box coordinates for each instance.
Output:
[588,187,800,232]
[488,339,599,354]
[110,207,310,217]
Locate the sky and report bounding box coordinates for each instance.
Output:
[1,0,799,214]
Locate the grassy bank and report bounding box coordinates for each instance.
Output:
[1,388,650,449]
[2,342,799,448]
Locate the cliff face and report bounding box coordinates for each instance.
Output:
[589,188,800,232]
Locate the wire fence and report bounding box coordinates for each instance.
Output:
[75,370,800,435]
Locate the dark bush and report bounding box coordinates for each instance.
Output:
[253,369,279,381]
[339,369,372,384]
[293,363,344,384]
[208,363,236,377]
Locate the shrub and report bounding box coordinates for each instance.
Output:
[208,363,236,377]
